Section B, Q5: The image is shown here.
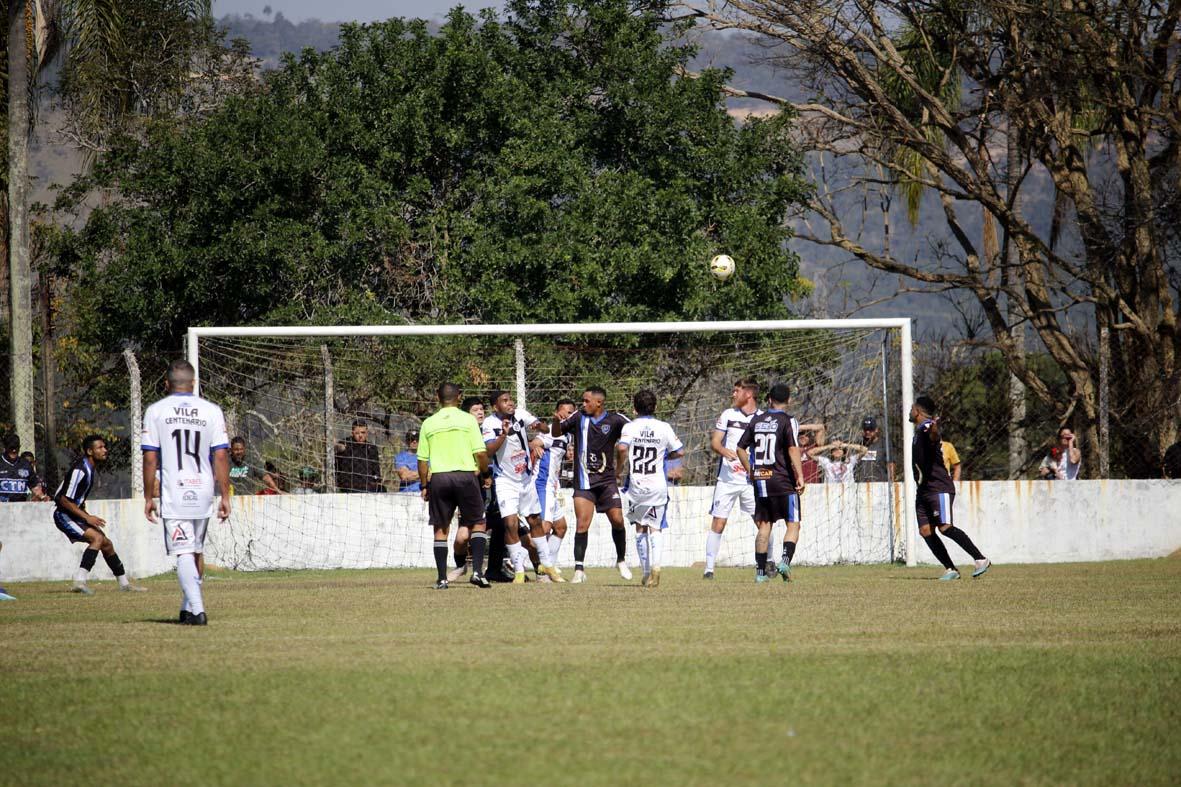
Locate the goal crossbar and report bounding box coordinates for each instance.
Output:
[187,319,918,566]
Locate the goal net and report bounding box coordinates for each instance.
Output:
[187,321,915,573]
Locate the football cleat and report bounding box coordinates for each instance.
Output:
[616,561,633,581]
[765,561,780,578]
[470,573,491,589]
[571,569,587,584]
[755,573,769,584]
[641,572,651,587]
[0,588,16,601]
[186,612,208,626]
[938,569,961,581]
[647,568,661,588]
[540,565,566,583]
[120,582,148,592]
[972,559,991,578]
[776,561,792,582]
[512,570,527,584]
[70,582,94,596]
[702,571,714,580]
[434,579,450,590]
[179,610,192,624]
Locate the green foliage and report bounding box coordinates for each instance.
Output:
[54,0,809,355]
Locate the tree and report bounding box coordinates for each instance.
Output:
[682,0,1180,477]
[53,0,810,358]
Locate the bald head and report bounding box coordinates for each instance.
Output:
[167,360,196,392]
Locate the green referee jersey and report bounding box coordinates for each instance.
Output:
[417,406,485,473]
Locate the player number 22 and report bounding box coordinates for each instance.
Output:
[631,445,659,475]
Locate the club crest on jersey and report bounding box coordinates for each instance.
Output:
[600,424,611,434]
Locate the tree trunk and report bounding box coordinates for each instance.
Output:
[39,270,56,487]
[1004,129,1026,478]
[7,1,35,449]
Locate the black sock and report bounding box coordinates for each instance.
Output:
[781,541,797,565]
[470,532,488,575]
[433,540,449,581]
[611,527,626,562]
[923,533,956,571]
[103,552,126,577]
[453,549,466,569]
[574,531,589,569]
[755,551,767,574]
[941,527,985,561]
[80,549,99,571]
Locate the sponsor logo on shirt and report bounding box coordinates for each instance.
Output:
[182,490,198,503]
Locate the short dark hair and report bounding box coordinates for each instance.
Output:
[351,418,368,429]
[556,398,577,410]
[633,389,657,416]
[1057,425,1072,438]
[167,359,196,386]
[20,450,34,462]
[460,396,484,413]
[768,383,790,404]
[231,436,246,447]
[437,382,461,402]
[584,386,607,399]
[82,434,105,454]
[488,389,509,407]
[735,378,759,394]
[2,433,19,452]
[914,395,937,415]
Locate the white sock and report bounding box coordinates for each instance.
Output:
[74,567,90,584]
[649,530,662,570]
[532,535,550,567]
[117,574,130,588]
[509,542,527,573]
[635,532,650,575]
[547,534,563,565]
[705,531,722,572]
[176,554,204,616]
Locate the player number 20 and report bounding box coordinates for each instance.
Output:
[753,433,777,465]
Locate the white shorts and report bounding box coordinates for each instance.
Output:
[538,480,565,523]
[710,481,756,520]
[163,518,208,556]
[495,476,541,519]
[626,501,667,530]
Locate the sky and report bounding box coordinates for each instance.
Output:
[213,0,502,23]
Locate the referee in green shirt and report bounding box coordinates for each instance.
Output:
[418,382,492,589]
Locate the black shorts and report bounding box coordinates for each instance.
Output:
[753,493,801,525]
[429,472,486,529]
[574,482,623,513]
[916,490,954,527]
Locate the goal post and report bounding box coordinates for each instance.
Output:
[188,319,918,569]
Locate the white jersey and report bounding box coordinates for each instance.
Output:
[142,393,230,518]
[713,407,760,485]
[619,417,683,506]
[482,408,540,482]
[816,454,859,484]
[535,431,568,491]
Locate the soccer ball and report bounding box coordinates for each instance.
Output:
[710,254,735,281]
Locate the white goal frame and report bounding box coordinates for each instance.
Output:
[187,319,918,565]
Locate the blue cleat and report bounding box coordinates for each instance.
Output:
[0,587,15,601]
[972,559,991,578]
[776,561,792,582]
[755,573,769,584]
[938,569,961,581]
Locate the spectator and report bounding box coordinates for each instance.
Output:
[853,417,895,483]
[1038,426,1082,480]
[257,461,288,494]
[335,419,384,492]
[228,436,261,495]
[293,467,319,494]
[812,441,868,484]
[798,430,821,485]
[0,434,47,502]
[942,440,963,486]
[20,451,36,473]
[394,429,422,493]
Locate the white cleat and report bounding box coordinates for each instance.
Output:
[571,569,587,584]
[70,582,94,596]
[119,582,148,592]
[617,561,633,581]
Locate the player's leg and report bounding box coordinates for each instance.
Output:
[0,541,14,601]
[777,494,802,581]
[429,475,459,588]
[528,512,563,582]
[646,507,664,587]
[753,517,773,582]
[168,518,209,624]
[70,524,105,595]
[705,483,734,577]
[634,521,651,585]
[95,532,145,593]
[571,492,595,582]
[934,492,989,576]
[452,473,491,588]
[497,479,531,582]
[917,494,958,579]
[602,488,632,580]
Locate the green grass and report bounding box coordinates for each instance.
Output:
[2,560,1179,786]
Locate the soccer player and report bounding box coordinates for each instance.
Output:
[535,398,577,576]
[54,435,146,595]
[551,386,632,583]
[737,383,805,583]
[910,395,990,580]
[703,379,761,578]
[418,382,492,589]
[142,360,232,625]
[448,396,487,580]
[483,390,561,583]
[617,390,683,588]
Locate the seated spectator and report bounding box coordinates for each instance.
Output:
[1038,426,1081,480]
[811,441,868,484]
[293,467,319,494]
[394,429,422,493]
[257,461,288,495]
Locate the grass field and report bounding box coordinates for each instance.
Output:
[2,560,1179,786]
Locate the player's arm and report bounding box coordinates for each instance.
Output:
[529,436,545,463]
[469,420,490,476]
[142,448,160,523]
[55,469,106,528]
[417,433,432,498]
[616,441,630,484]
[952,462,962,483]
[213,447,232,519]
[485,420,513,453]
[710,429,737,460]
[551,412,576,437]
[735,425,754,476]
[788,445,805,492]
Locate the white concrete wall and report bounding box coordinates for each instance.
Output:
[1,480,1178,581]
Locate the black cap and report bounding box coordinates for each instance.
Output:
[862,417,878,430]
[405,429,419,441]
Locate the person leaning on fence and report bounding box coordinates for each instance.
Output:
[418,383,492,590]
[1038,426,1081,480]
[335,419,384,492]
[395,429,422,493]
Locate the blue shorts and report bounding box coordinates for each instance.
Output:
[916,490,955,527]
[54,510,91,543]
